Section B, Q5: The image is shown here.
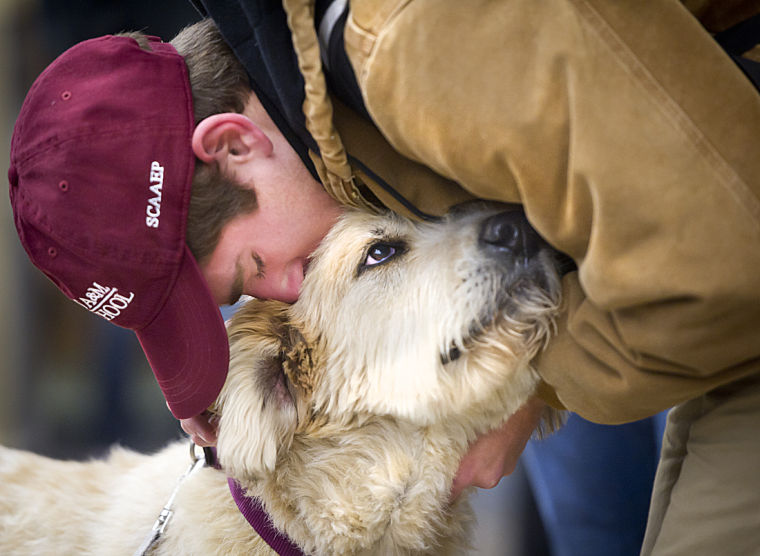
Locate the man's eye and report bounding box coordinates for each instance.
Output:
[364,243,399,266]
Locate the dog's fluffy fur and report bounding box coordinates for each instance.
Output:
[0,205,564,555]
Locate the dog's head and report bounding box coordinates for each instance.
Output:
[214,204,566,479]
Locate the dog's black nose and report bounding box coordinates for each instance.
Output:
[479,211,544,259]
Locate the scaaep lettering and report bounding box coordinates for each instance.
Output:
[146,161,164,228]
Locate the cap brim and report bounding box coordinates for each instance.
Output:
[136,246,229,420]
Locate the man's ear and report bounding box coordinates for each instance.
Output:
[191,113,273,166]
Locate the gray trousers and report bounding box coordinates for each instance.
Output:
[642,372,760,555]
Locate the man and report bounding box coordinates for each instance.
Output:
[9,1,760,553]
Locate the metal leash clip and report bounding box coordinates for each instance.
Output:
[133,442,208,556]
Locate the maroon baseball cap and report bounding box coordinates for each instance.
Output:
[8,35,228,420]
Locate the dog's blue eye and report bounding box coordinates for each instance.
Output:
[365,243,397,266]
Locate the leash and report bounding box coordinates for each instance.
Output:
[132,441,304,556]
[133,442,209,556]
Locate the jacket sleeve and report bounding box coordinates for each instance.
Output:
[343,0,760,423]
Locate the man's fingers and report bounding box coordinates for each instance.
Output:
[179,411,219,447]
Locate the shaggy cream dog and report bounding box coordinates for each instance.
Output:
[0,204,566,555]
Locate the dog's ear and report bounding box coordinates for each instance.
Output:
[281,327,316,398]
[214,302,299,480]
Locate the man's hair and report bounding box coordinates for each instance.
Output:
[168,18,258,263]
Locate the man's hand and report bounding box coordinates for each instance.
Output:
[450,397,546,501]
[179,410,219,447]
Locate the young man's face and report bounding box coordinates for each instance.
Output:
[200,155,343,305]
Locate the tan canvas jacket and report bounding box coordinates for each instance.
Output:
[281,0,760,424]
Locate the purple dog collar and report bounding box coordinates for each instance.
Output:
[228,478,306,556]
